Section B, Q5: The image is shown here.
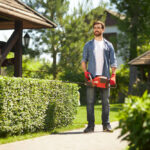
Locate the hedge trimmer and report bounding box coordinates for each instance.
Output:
[85,74,116,88]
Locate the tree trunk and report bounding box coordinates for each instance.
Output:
[128,65,137,94]
[129,16,138,60]
[52,47,57,79]
[148,67,150,92]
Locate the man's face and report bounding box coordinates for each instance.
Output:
[93,24,104,37]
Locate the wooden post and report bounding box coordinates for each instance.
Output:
[0,48,1,75]
[1,31,19,64]
[14,21,23,77]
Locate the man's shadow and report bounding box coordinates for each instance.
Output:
[52,130,102,135]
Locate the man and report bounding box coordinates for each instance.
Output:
[81,20,117,133]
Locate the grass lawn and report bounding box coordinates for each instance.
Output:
[73,103,122,125]
[0,104,122,144]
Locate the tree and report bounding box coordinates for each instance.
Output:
[22,0,69,79]
[58,3,106,82]
[21,0,106,81]
[110,0,150,61]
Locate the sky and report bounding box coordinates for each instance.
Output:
[69,0,110,12]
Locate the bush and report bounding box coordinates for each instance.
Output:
[0,76,79,137]
[110,65,129,103]
[117,91,150,150]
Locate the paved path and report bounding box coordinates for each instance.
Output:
[0,122,128,150]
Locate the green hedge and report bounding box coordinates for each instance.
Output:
[118,91,150,150]
[0,76,79,137]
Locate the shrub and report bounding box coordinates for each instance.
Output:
[0,76,79,137]
[118,91,150,150]
[110,65,129,103]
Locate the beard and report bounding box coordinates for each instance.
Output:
[94,31,102,37]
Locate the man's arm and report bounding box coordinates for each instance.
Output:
[110,67,117,85]
[109,43,117,69]
[81,61,91,80]
[82,43,91,79]
[111,67,117,74]
[81,61,87,72]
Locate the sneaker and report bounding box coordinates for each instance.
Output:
[103,124,113,132]
[84,126,94,133]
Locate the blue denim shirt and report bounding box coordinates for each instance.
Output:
[82,38,117,78]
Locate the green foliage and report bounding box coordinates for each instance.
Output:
[22,47,40,58]
[116,33,130,62]
[24,0,69,79]
[58,4,106,80]
[118,91,150,150]
[0,76,79,137]
[110,64,129,103]
[22,0,107,80]
[2,57,53,79]
[137,40,150,56]
[22,58,53,79]
[110,0,150,61]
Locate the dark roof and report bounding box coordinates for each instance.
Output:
[105,10,125,26]
[128,51,150,65]
[0,0,57,29]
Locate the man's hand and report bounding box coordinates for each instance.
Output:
[110,73,116,85]
[84,71,91,80]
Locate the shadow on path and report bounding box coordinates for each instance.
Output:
[52,130,103,135]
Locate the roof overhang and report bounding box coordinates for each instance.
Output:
[128,51,150,66]
[0,0,57,29]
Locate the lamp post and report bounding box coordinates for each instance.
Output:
[23,32,30,48]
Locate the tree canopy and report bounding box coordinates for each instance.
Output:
[21,0,106,81]
[110,0,150,61]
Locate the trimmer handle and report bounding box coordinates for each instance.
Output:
[88,74,93,82]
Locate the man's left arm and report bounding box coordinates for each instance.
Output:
[109,43,117,85]
[111,67,116,74]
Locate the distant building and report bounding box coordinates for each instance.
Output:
[104,10,125,67]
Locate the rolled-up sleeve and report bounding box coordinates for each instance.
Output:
[81,43,88,63]
[109,43,117,68]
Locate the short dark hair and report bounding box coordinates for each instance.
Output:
[93,21,105,29]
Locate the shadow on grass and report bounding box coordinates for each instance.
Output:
[94,104,122,112]
[110,107,122,112]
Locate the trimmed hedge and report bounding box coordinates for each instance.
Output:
[118,91,150,150]
[0,76,79,136]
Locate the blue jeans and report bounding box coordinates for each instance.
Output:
[86,87,110,127]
